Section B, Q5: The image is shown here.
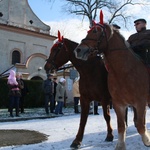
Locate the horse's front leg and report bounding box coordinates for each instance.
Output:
[135,104,150,147]
[70,97,90,149]
[101,100,114,141]
[113,105,127,150]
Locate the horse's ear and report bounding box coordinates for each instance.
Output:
[99,10,104,25]
[58,30,62,42]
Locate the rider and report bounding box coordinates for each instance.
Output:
[128,18,150,65]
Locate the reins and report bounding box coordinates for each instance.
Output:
[46,42,63,70]
[80,24,113,56]
[46,40,75,71]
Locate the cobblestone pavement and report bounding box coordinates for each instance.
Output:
[0,107,75,122]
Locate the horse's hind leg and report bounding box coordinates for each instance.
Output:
[113,105,127,150]
[135,105,150,147]
[70,98,90,149]
[101,101,114,141]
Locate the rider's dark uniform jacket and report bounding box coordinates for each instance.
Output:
[128,27,150,64]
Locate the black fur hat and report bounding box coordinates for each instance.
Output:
[112,24,121,29]
[47,74,53,78]
[134,19,146,24]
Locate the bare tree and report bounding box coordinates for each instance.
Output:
[106,0,150,28]
[46,0,150,39]
[62,0,114,27]
[62,0,150,28]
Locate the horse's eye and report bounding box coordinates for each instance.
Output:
[58,42,63,46]
[93,29,97,33]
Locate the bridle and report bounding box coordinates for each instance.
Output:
[45,42,64,70]
[81,24,112,54]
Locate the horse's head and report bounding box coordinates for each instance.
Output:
[74,11,113,60]
[44,31,70,73]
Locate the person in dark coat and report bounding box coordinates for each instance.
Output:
[128,18,150,65]
[72,78,80,113]
[52,77,57,111]
[19,74,29,113]
[42,74,54,114]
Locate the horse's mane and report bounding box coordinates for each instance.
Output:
[107,24,142,61]
[64,38,78,45]
[105,23,130,49]
[50,38,78,53]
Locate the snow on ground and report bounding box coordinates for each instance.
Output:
[0,107,150,150]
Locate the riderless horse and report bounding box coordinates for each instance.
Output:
[44,31,113,149]
[74,11,150,150]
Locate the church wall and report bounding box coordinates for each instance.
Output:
[0,0,75,103]
[0,26,54,77]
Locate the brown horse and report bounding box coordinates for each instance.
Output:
[74,19,150,149]
[44,34,113,149]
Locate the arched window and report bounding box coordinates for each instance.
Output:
[12,50,20,64]
[31,76,43,80]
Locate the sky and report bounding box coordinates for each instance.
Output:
[28,0,150,43]
[28,0,68,22]
[1,107,150,149]
[28,0,89,43]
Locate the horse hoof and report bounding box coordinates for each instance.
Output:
[142,130,150,147]
[115,142,126,150]
[70,142,81,149]
[105,135,114,142]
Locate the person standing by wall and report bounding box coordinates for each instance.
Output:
[93,101,99,115]
[16,73,24,113]
[73,78,80,113]
[19,74,29,113]
[7,70,22,117]
[55,77,67,115]
[42,74,54,114]
[52,77,58,111]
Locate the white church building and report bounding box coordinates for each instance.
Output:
[0,0,57,80]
